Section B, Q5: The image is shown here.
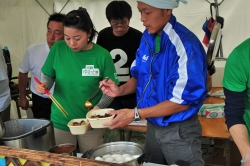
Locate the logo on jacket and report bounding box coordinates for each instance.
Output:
[82,65,99,76]
[142,54,149,62]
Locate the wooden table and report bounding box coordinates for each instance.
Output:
[201,87,229,139]
[0,146,125,166]
[120,115,230,139]
[119,87,231,165]
[120,88,228,138]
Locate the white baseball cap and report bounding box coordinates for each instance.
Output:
[137,0,188,9]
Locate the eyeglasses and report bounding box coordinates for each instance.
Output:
[110,20,129,29]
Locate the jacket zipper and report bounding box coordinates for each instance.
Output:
[137,36,156,107]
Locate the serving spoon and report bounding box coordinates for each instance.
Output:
[84,77,109,110]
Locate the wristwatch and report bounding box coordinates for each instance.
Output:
[134,107,141,122]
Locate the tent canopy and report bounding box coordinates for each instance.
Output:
[0,0,249,77]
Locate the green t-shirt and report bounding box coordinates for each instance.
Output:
[222,38,250,139]
[42,40,119,130]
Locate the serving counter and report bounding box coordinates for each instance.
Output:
[0,88,230,165]
[0,146,125,166]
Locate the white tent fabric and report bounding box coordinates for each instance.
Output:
[0,0,250,77]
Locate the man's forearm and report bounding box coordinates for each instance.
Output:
[139,100,189,119]
[18,72,28,98]
[118,77,137,97]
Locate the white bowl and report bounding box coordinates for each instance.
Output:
[67,118,89,135]
[86,108,114,128]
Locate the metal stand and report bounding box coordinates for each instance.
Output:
[206,0,227,61]
[214,0,226,60]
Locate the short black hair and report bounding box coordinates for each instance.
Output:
[47,13,65,28]
[63,7,97,43]
[106,1,132,22]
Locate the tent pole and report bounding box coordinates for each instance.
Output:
[35,0,50,16]
[59,0,70,13]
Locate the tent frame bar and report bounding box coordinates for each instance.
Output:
[205,0,224,6]
[35,0,70,15]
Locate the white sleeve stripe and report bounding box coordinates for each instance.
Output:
[163,24,188,104]
[130,59,136,70]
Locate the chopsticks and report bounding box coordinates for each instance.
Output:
[34,77,68,117]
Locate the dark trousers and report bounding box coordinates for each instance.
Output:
[145,116,204,166]
[0,104,10,122]
[31,93,52,120]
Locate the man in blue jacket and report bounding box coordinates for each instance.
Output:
[100,0,207,165]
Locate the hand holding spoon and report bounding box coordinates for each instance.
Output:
[84,77,109,110]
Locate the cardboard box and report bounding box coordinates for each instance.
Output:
[205,107,225,118]
[198,104,225,118]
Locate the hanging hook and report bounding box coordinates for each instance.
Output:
[205,0,224,6]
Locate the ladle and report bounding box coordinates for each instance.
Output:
[84,77,109,110]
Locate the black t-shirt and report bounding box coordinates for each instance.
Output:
[97,27,142,99]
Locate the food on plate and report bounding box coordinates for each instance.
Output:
[104,157,114,162]
[125,156,133,161]
[49,145,75,154]
[90,113,112,118]
[94,153,140,163]
[102,154,111,159]
[72,120,86,126]
[122,154,130,158]
[132,155,140,159]
[115,157,124,162]
[111,154,122,158]
[95,156,104,161]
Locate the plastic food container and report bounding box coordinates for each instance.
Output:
[86,108,114,128]
[67,118,89,135]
